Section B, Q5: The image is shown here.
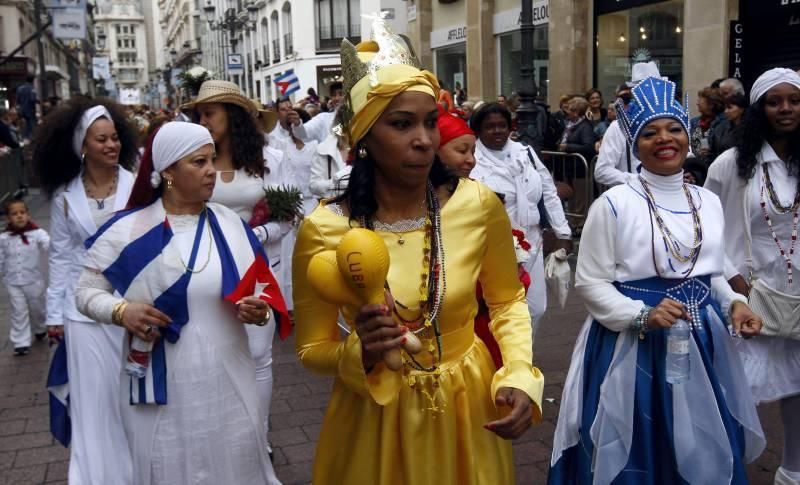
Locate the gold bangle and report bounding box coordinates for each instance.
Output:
[253,307,271,327]
[112,301,129,326]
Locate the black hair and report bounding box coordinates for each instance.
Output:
[735,98,800,193]
[471,102,512,136]
[332,152,458,224]
[710,78,725,89]
[297,108,311,124]
[33,97,139,198]
[329,81,343,94]
[726,93,749,109]
[224,103,265,177]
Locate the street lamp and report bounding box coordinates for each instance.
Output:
[203,1,257,53]
[516,0,541,152]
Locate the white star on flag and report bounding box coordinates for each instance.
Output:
[253,279,273,300]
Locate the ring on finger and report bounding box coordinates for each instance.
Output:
[144,323,153,335]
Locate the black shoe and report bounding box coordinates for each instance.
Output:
[35,332,47,342]
[14,347,30,356]
[267,441,274,463]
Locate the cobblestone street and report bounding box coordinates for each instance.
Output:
[0,191,789,484]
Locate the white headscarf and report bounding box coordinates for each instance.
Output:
[72,105,114,158]
[150,122,214,188]
[750,68,800,104]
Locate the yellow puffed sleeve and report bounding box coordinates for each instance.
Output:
[292,212,402,405]
[476,183,544,422]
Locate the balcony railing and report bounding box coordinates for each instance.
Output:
[317,23,360,51]
[283,32,293,57]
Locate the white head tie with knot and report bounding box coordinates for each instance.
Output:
[150,122,214,188]
[72,105,114,159]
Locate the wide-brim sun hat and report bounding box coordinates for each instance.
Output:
[182,80,277,131]
[251,98,278,133]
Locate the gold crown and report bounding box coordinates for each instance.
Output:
[341,14,421,94]
[336,14,423,140]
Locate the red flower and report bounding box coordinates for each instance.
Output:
[248,199,271,227]
[512,229,532,251]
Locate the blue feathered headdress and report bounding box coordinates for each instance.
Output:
[615,76,690,154]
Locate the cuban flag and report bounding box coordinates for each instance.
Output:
[46,339,70,447]
[79,201,289,405]
[274,69,300,97]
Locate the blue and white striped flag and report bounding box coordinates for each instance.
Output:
[82,201,289,405]
[274,69,300,97]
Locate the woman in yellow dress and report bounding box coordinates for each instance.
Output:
[292,17,544,484]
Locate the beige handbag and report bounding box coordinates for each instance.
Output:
[744,173,800,339]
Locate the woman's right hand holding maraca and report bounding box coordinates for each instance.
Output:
[355,291,407,372]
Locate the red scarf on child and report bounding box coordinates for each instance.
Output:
[5,222,39,245]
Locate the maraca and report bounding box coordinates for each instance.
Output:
[307,229,421,371]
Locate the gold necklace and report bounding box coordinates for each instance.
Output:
[173,208,213,274]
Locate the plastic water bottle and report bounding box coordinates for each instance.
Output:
[666,319,691,385]
[124,336,153,378]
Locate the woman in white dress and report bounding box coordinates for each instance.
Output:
[182,80,292,458]
[470,102,572,331]
[34,99,138,484]
[705,67,800,485]
[75,122,288,485]
[549,75,765,485]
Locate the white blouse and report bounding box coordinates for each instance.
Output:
[210,168,264,221]
[0,228,49,286]
[706,143,800,295]
[576,167,745,331]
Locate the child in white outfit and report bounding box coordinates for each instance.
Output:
[0,199,49,355]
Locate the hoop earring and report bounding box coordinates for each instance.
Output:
[358,145,368,159]
[166,178,173,189]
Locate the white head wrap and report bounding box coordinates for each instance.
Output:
[750,68,800,104]
[72,105,114,158]
[150,122,214,188]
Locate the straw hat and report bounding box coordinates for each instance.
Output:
[251,98,278,133]
[181,80,277,132]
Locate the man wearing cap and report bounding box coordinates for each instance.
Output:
[593,61,662,187]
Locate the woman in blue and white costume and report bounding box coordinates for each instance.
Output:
[548,77,766,485]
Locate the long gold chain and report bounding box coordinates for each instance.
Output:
[175,207,213,274]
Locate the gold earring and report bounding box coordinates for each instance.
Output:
[81,153,86,165]
[166,178,173,189]
[358,145,367,159]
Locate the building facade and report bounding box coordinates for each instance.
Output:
[94,0,150,104]
[0,0,95,109]
[405,0,800,113]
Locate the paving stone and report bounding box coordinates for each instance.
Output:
[45,460,69,482]
[516,464,548,485]
[287,392,330,412]
[281,442,317,464]
[13,445,70,467]
[273,383,311,400]
[0,420,26,437]
[0,451,14,470]
[0,405,48,421]
[274,462,313,485]
[0,431,54,452]
[24,417,50,433]
[270,409,325,431]
[513,440,551,466]
[270,427,310,448]
[0,465,46,485]
[269,398,291,415]
[301,424,323,442]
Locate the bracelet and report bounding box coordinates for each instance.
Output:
[632,305,652,340]
[111,300,129,326]
[252,307,271,327]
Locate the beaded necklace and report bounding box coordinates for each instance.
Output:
[639,175,703,276]
[363,181,447,374]
[760,164,799,284]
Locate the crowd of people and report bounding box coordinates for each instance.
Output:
[1,14,800,485]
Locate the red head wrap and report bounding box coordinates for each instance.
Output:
[437,106,473,148]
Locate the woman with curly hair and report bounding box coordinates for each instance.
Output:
[183,80,291,460]
[34,97,138,483]
[705,68,800,485]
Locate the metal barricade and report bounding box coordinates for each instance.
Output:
[538,150,593,228]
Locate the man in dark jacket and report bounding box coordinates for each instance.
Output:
[14,75,37,140]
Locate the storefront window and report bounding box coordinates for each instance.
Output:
[498,25,549,99]
[596,0,683,101]
[435,43,467,95]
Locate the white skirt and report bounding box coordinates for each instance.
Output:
[736,335,800,403]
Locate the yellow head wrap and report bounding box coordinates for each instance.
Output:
[339,16,440,144]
